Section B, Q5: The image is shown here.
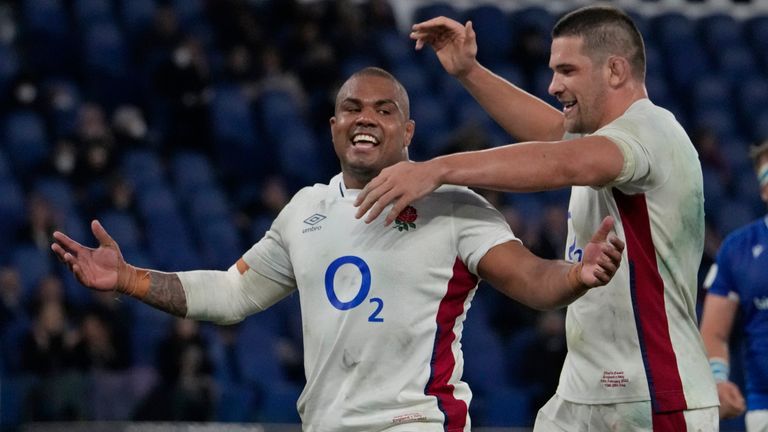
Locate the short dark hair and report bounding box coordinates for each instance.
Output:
[337,67,410,118]
[552,5,646,81]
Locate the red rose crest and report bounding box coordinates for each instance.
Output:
[394,206,417,231]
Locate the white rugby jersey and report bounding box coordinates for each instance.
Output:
[242,173,516,431]
[557,99,719,411]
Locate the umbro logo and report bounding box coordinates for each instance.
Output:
[304,214,326,225]
[302,213,326,233]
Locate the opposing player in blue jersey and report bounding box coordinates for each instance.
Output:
[51,67,624,431]
[701,140,768,430]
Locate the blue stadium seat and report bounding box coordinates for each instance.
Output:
[691,75,732,110]
[200,220,242,269]
[73,0,114,26]
[411,2,460,24]
[376,29,415,66]
[189,186,231,227]
[0,151,12,181]
[0,43,19,103]
[171,151,217,202]
[392,62,431,98]
[11,244,53,301]
[34,177,78,216]
[21,0,74,75]
[99,210,143,252]
[693,107,736,140]
[259,382,302,423]
[715,199,757,236]
[43,78,82,139]
[510,6,554,40]
[699,13,743,52]
[278,125,324,186]
[3,110,49,175]
[122,150,166,190]
[462,301,510,395]
[410,93,451,158]
[82,20,127,77]
[464,4,513,67]
[236,318,286,390]
[210,84,262,181]
[0,179,23,246]
[717,46,759,84]
[481,387,533,427]
[121,0,156,38]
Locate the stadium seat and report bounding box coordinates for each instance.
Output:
[20,0,74,75]
[481,386,533,427]
[120,0,156,38]
[375,29,415,66]
[3,110,49,176]
[0,43,19,104]
[259,382,302,423]
[98,210,143,252]
[34,177,77,216]
[464,4,513,67]
[715,199,757,236]
[122,150,166,190]
[11,244,53,301]
[411,2,460,24]
[171,151,217,203]
[410,93,451,158]
[198,219,242,270]
[73,0,114,26]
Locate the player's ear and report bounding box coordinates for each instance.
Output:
[404,119,415,148]
[607,56,630,87]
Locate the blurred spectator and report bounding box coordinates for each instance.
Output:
[20,298,87,421]
[154,36,213,156]
[133,318,215,421]
[70,308,131,372]
[17,192,62,253]
[0,266,24,328]
[112,104,151,150]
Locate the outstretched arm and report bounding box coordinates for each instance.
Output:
[410,17,564,142]
[355,135,624,225]
[52,220,188,316]
[478,216,624,310]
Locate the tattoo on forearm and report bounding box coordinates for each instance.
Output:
[144,271,188,317]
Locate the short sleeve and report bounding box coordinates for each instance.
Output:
[451,190,519,275]
[242,206,296,287]
[705,240,737,299]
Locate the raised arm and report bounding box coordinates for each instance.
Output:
[478,216,624,310]
[410,17,564,142]
[52,220,188,316]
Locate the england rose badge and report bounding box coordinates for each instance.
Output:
[394,206,417,231]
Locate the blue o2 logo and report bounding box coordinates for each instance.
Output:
[324,256,383,322]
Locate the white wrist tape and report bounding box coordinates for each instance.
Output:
[709,357,729,382]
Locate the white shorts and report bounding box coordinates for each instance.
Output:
[746,409,768,432]
[533,394,719,432]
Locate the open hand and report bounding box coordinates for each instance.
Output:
[354,160,440,225]
[51,220,123,291]
[579,216,625,287]
[410,17,478,78]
